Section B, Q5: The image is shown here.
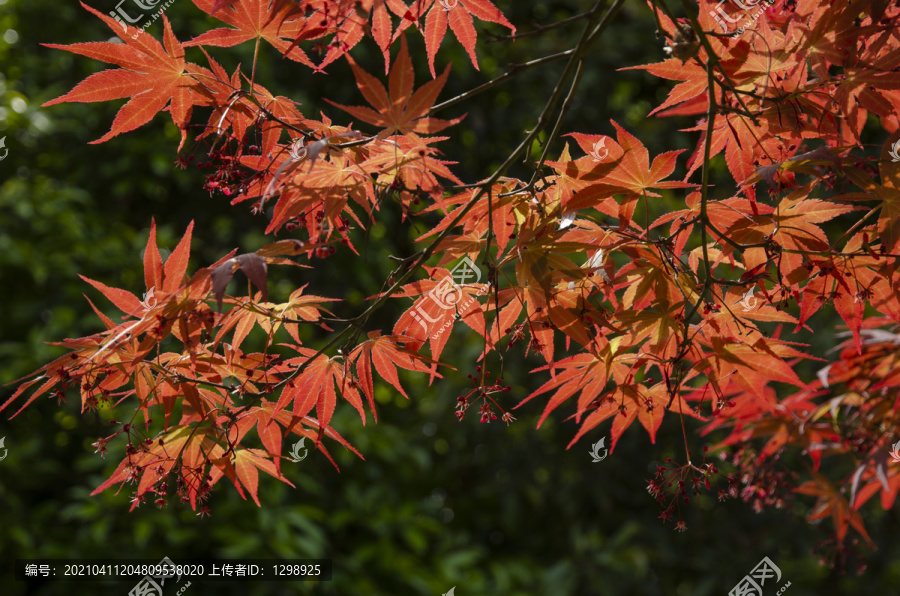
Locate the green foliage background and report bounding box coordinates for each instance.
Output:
[1,0,899,594]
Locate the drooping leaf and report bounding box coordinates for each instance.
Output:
[210,253,269,312]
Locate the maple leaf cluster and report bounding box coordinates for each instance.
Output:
[6,0,900,557]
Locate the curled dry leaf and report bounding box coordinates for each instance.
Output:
[210,253,269,312]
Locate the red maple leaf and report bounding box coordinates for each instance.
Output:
[422,0,516,77]
[186,0,321,69]
[326,35,463,137]
[350,331,439,420]
[42,3,199,148]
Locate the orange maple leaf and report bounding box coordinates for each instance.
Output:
[326,35,463,138]
[350,331,439,421]
[796,469,874,546]
[422,0,516,78]
[42,3,198,148]
[185,0,321,70]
